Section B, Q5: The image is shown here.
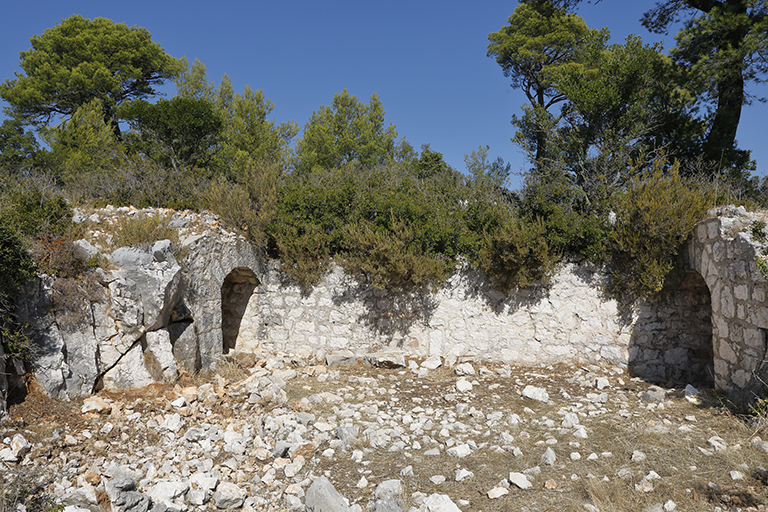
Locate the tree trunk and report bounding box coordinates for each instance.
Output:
[693,0,749,167]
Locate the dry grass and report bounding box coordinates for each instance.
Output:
[282,363,768,512]
[4,361,768,512]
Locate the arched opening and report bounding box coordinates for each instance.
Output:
[221,267,259,354]
[629,270,713,386]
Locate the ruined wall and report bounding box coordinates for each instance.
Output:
[230,262,632,367]
[629,270,713,385]
[15,206,768,403]
[687,207,768,400]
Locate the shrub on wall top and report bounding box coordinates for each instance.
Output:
[610,156,713,302]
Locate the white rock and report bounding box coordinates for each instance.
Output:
[664,500,677,511]
[508,472,532,489]
[541,447,556,466]
[356,476,368,488]
[487,487,509,499]
[81,396,112,414]
[522,385,549,402]
[10,434,30,459]
[160,413,184,432]
[730,470,745,480]
[631,450,646,462]
[455,468,474,482]
[146,480,189,503]
[418,493,462,512]
[595,378,610,389]
[708,436,727,451]
[429,475,446,485]
[454,362,475,376]
[213,482,245,509]
[421,356,442,370]
[446,444,471,458]
[0,447,17,462]
[562,412,579,428]
[455,378,473,393]
[570,452,581,461]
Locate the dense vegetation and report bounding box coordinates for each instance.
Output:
[1,5,767,357]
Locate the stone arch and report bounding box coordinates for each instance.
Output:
[629,269,713,385]
[688,211,768,401]
[221,267,260,354]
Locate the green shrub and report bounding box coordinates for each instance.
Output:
[0,175,71,238]
[0,225,34,358]
[340,216,449,291]
[518,167,612,263]
[610,157,713,302]
[751,220,767,244]
[272,221,330,289]
[474,216,558,292]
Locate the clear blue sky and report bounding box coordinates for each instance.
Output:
[1,1,766,189]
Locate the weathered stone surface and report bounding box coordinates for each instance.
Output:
[212,482,245,509]
[102,343,154,390]
[365,351,406,369]
[509,472,533,489]
[305,476,350,512]
[105,477,150,512]
[418,493,463,512]
[144,329,178,382]
[522,385,549,403]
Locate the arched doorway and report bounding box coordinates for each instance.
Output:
[629,270,713,386]
[221,267,259,354]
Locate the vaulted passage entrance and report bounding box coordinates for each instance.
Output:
[221,268,259,354]
[629,270,713,386]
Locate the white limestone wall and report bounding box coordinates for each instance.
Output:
[688,207,768,400]
[230,262,633,368]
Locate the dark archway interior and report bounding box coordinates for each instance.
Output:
[221,267,259,354]
[629,270,713,386]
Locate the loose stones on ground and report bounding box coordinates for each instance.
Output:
[3,356,767,512]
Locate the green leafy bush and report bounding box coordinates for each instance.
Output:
[272,221,330,289]
[610,157,713,302]
[0,224,34,358]
[751,220,767,244]
[0,175,71,238]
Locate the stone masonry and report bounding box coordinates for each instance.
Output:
[12,206,768,403]
[687,206,768,401]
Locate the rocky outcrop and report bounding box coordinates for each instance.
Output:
[15,208,261,399]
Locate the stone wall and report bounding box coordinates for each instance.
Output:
[12,206,768,404]
[687,206,768,400]
[229,262,635,368]
[629,270,713,385]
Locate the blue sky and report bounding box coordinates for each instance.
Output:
[1,1,766,189]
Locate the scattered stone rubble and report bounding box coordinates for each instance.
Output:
[3,353,768,512]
